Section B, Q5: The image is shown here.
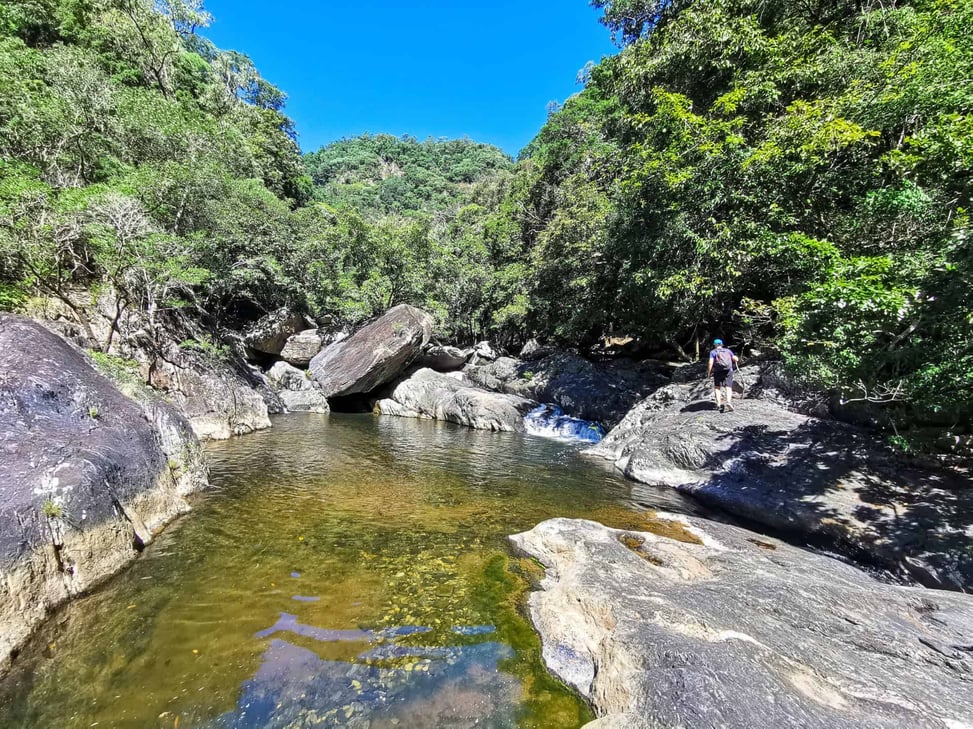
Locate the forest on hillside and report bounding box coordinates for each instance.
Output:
[0,0,970,437]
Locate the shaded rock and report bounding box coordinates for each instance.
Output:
[511,517,973,729]
[468,341,500,366]
[243,308,307,357]
[309,305,433,398]
[264,362,329,414]
[590,366,973,590]
[0,315,208,673]
[28,292,272,441]
[419,344,469,372]
[375,368,535,432]
[279,329,324,368]
[520,338,556,361]
[466,352,666,428]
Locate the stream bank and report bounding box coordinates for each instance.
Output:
[512,517,973,728]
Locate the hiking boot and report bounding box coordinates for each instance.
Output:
[719,404,725,413]
[726,403,735,412]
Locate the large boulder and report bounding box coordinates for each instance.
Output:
[243,308,307,357]
[279,328,325,368]
[511,517,973,729]
[590,365,973,591]
[466,352,666,428]
[309,305,433,398]
[375,368,536,432]
[0,315,208,673]
[264,362,330,414]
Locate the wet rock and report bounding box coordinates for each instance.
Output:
[510,517,973,729]
[309,305,434,398]
[0,315,208,674]
[280,329,325,368]
[264,362,330,414]
[375,368,535,432]
[466,353,665,428]
[419,344,470,372]
[590,365,973,591]
[244,308,307,357]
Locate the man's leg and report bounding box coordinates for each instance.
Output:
[724,385,734,411]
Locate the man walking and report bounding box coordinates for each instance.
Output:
[707,339,739,412]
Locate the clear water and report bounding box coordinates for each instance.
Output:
[0,413,706,729]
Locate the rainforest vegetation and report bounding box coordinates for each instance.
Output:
[0,0,970,432]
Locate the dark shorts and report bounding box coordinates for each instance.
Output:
[713,369,733,388]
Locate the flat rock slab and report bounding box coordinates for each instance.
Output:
[310,305,433,398]
[590,371,973,590]
[511,517,973,729]
[375,368,535,432]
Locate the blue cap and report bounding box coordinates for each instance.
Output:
[714,338,723,345]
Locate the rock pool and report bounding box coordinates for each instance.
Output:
[0,413,706,728]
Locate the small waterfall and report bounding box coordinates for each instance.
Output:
[523,404,606,444]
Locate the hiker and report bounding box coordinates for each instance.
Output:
[707,338,739,413]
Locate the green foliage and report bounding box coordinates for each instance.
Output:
[305,134,512,218]
[41,499,64,519]
[88,349,140,384]
[0,0,311,335]
[492,0,973,432]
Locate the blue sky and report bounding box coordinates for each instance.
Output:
[200,1,617,156]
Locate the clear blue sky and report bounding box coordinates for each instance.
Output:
[200,1,617,157]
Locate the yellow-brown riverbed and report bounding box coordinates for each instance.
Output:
[0,413,706,728]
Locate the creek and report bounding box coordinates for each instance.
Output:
[0,413,709,728]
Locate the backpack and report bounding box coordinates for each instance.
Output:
[713,348,733,372]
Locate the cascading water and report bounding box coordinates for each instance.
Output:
[523,404,607,443]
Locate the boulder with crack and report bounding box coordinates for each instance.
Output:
[0,315,208,674]
[244,308,308,358]
[419,344,470,372]
[264,362,330,414]
[510,516,973,729]
[279,328,325,368]
[375,368,536,432]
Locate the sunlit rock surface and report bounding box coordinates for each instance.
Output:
[511,517,973,729]
[419,344,470,372]
[279,328,325,368]
[244,308,307,357]
[590,367,973,590]
[0,315,208,673]
[264,362,330,414]
[310,305,433,398]
[375,368,535,432]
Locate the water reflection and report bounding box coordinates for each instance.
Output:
[209,638,520,729]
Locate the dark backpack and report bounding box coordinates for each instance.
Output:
[713,348,733,372]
